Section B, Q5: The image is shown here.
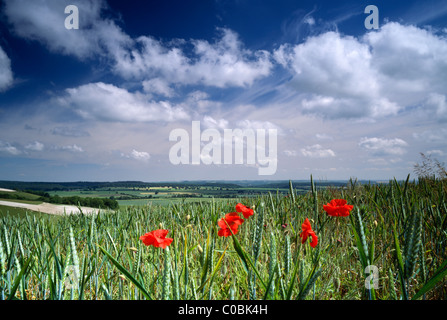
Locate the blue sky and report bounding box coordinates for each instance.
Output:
[1,0,447,182]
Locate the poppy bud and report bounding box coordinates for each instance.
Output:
[186,214,191,221]
[197,244,203,253]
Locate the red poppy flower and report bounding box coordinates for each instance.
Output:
[235,203,254,219]
[218,212,244,237]
[140,229,173,249]
[300,218,318,248]
[323,199,354,217]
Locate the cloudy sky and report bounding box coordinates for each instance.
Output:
[1,0,447,182]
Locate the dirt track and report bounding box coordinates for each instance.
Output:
[0,200,99,215]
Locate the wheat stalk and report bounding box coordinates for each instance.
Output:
[268,232,277,299]
[161,247,171,300]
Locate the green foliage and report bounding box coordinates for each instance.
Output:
[0,177,446,300]
[0,189,119,210]
[42,195,119,210]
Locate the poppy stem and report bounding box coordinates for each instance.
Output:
[317,214,329,234]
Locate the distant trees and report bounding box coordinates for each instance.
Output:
[38,194,119,210]
[1,190,118,210]
[23,190,50,198]
[0,193,23,200]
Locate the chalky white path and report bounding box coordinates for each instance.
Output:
[0,200,99,215]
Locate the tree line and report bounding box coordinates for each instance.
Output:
[1,190,119,210]
[42,195,119,210]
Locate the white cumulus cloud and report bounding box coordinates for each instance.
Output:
[4,1,271,90]
[0,46,13,91]
[3,0,131,60]
[422,93,447,122]
[284,150,298,157]
[114,28,273,88]
[55,144,84,153]
[274,22,447,121]
[121,149,151,162]
[142,78,175,98]
[130,149,151,162]
[202,116,229,130]
[61,82,189,122]
[25,141,44,151]
[359,137,408,156]
[300,144,335,158]
[0,141,21,155]
[413,129,447,143]
[426,150,444,157]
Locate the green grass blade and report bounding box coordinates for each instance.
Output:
[7,256,33,300]
[263,262,278,300]
[196,244,228,296]
[412,259,447,300]
[285,250,302,300]
[297,267,321,300]
[228,227,267,291]
[392,221,408,300]
[349,213,369,269]
[99,245,152,300]
[289,180,296,203]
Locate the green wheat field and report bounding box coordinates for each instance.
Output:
[0,175,446,301]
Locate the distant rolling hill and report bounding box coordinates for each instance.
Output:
[0,179,382,193]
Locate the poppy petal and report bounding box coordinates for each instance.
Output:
[309,231,318,248]
[140,229,173,248]
[323,199,354,217]
[235,203,254,219]
[300,218,318,248]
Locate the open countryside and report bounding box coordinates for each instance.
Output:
[0,180,347,214]
[0,170,447,301]
[1,0,447,307]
